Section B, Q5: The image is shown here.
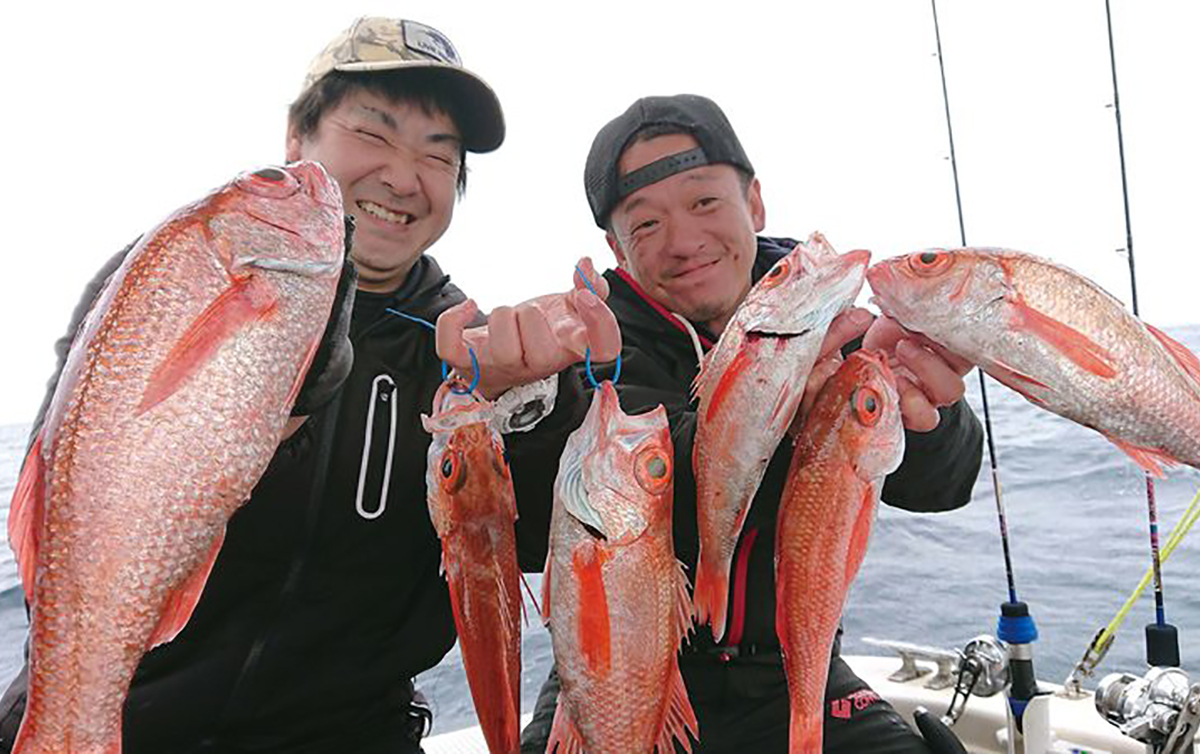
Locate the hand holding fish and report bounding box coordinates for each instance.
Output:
[862,314,974,432]
[436,257,622,399]
[796,307,877,422]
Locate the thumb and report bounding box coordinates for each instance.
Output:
[435,299,479,368]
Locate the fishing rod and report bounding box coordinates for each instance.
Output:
[929,0,1042,731]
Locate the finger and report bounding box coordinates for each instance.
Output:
[435,299,479,368]
[910,333,974,376]
[486,306,524,371]
[896,374,941,432]
[515,304,563,376]
[860,314,913,353]
[572,288,622,363]
[800,355,843,418]
[897,339,966,406]
[818,307,875,359]
[573,256,610,300]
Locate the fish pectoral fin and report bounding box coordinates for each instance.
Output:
[656,662,700,754]
[844,485,879,593]
[573,542,612,677]
[1009,299,1117,379]
[1146,322,1200,392]
[546,697,585,754]
[138,275,280,414]
[149,527,226,648]
[10,433,47,604]
[700,341,755,423]
[1107,436,1177,479]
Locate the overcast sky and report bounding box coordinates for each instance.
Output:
[1,0,1195,425]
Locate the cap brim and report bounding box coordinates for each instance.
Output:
[334,60,505,153]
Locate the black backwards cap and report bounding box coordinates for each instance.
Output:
[584,94,755,228]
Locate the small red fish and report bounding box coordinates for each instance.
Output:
[692,234,870,640]
[543,382,697,753]
[775,350,904,754]
[422,381,522,754]
[867,247,1200,476]
[9,162,344,752]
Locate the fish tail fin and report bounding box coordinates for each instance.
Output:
[691,557,729,642]
[148,528,226,647]
[546,697,584,754]
[655,662,699,753]
[10,433,46,605]
[789,710,823,754]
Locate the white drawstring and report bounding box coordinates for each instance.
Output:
[355,374,397,520]
[671,312,706,369]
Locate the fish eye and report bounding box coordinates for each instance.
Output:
[852,387,883,427]
[439,449,467,491]
[635,447,672,493]
[908,250,952,277]
[761,259,791,288]
[237,166,300,198]
[253,168,287,183]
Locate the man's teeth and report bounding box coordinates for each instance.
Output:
[358,201,414,225]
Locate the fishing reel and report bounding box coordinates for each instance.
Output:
[943,635,1010,724]
[1095,667,1200,753]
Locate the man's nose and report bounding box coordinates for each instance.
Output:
[379,151,421,197]
[662,216,707,256]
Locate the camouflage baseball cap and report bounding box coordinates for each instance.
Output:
[301,17,504,153]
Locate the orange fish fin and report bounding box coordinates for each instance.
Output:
[148,527,226,648]
[540,549,553,624]
[789,709,823,754]
[844,485,879,592]
[1107,436,1177,479]
[655,663,699,753]
[1009,300,1117,379]
[572,542,611,677]
[702,341,754,423]
[9,434,46,604]
[985,361,1052,406]
[519,571,539,627]
[138,275,279,414]
[691,559,729,642]
[547,698,585,754]
[1146,323,1200,390]
[673,561,695,645]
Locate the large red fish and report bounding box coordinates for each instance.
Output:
[867,247,1200,476]
[692,235,870,640]
[543,382,697,754]
[422,381,522,754]
[775,350,904,754]
[8,162,344,753]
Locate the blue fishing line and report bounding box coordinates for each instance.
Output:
[574,265,621,389]
[386,308,480,395]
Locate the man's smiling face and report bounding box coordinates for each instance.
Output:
[287,88,462,292]
[607,133,765,335]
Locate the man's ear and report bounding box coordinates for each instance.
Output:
[606,231,628,269]
[747,177,766,233]
[285,124,304,163]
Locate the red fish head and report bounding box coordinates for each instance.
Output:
[738,240,870,337]
[801,349,905,482]
[423,383,511,530]
[558,382,674,546]
[866,248,1010,335]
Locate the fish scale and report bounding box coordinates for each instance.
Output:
[9,161,344,753]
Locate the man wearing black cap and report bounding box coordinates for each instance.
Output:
[0,17,617,754]
[520,94,984,752]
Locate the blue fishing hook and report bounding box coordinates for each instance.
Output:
[386,308,481,395]
[574,265,622,389]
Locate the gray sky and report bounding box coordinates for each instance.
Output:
[1,0,1196,425]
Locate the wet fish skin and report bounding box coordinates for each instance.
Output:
[544,382,697,754]
[422,382,522,754]
[8,162,344,753]
[692,234,870,641]
[775,350,904,754]
[866,247,1200,476]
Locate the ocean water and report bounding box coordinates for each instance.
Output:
[3,325,1200,737]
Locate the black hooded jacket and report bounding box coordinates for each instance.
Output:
[0,254,584,753]
[580,236,984,652]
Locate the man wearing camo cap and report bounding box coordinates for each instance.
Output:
[0,16,617,753]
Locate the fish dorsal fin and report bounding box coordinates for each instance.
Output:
[573,541,612,677]
[9,433,46,604]
[546,697,585,754]
[673,560,695,647]
[1008,299,1117,379]
[845,484,879,593]
[138,275,279,414]
[1146,323,1200,391]
[148,527,226,647]
[655,661,699,754]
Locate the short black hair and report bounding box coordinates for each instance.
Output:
[288,69,469,194]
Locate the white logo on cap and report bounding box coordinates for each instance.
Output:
[401,20,461,66]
